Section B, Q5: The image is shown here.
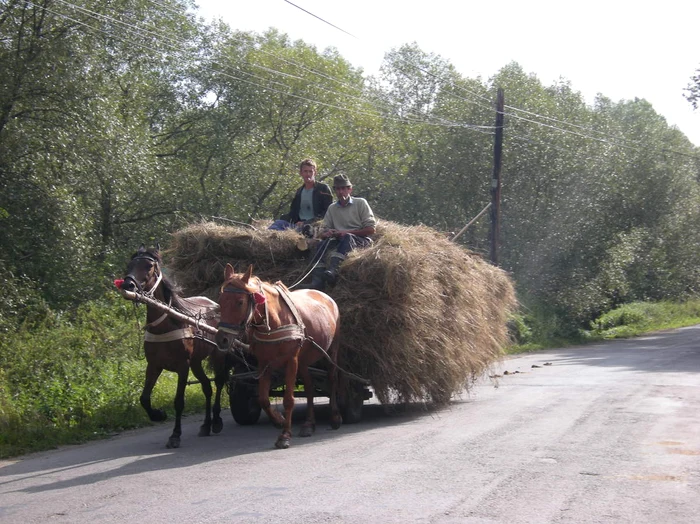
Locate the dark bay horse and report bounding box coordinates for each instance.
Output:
[215,263,342,449]
[120,245,228,449]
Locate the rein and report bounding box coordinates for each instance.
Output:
[288,237,332,290]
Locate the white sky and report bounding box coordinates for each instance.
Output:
[194,0,700,146]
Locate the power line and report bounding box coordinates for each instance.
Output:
[283,0,357,39]
[391,54,699,159]
[37,0,496,133]
[18,1,700,160]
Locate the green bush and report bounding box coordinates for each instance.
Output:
[507,313,533,345]
[507,297,700,352]
[594,303,653,330]
[589,300,700,339]
[0,291,217,458]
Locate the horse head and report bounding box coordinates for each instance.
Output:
[121,244,163,294]
[215,264,266,351]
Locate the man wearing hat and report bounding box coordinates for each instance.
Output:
[315,173,376,287]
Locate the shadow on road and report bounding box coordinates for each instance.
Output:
[0,398,450,494]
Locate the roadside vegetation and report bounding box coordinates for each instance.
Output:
[507,299,700,354]
[0,291,218,459]
[1,1,699,459]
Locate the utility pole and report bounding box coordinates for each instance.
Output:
[490,88,504,265]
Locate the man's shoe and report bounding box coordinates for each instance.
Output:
[323,269,337,286]
[323,257,342,286]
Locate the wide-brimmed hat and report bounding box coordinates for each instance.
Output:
[333,174,352,188]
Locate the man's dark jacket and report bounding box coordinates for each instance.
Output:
[284,181,333,223]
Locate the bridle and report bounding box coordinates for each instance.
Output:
[217,288,256,340]
[124,254,170,330]
[123,254,162,298]
[217,280,306,350]
[217,278,267,340]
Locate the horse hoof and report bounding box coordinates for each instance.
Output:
[166,437,180,449]
[150,409,167,422]
[198,425,211,437]
[299,423,315,437]
[330,414,342,430]
[212,418,223,434]
[275,437,291,449]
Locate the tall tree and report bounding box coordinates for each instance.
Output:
[0,0,201,306]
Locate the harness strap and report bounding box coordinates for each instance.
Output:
[252,325,305,344]
[275,283,306,332]
[143,268,162,299]
[250,284,306,345]
[144,296,172,329]
[144,327,194,343]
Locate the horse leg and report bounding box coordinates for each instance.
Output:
[258,367,285,430]
[275,354,299,449]
[298,364,316,438]
[166,365,189,449]
[190,359,213,437]
[211,365,227,434]
[140,363,167,422]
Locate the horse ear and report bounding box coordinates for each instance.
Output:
[155,242,161,254]
[224,263,235,281]
[242,264,254,284]
[138,244,146,254]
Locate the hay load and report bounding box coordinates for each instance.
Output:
[166,220,517,405]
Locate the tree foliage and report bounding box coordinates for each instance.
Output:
[0,1,698,336]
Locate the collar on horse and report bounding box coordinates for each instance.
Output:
[144,295,172,331]
[218,282,306,345]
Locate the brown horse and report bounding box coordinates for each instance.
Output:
[215,263,342,449]
[120,245,229,449]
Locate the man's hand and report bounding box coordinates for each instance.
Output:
[321,229,362,239]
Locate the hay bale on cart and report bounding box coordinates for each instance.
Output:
[165,220,517,406]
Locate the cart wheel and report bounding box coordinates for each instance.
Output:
[229,382,261,425]
[340,384,365,424]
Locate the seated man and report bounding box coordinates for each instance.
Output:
[312,173,376,288]
[269,158,333,233]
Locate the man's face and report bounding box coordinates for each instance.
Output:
[334,185,352,204]
[300,165,316,183]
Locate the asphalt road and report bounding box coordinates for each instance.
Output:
[2,326,700,523]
